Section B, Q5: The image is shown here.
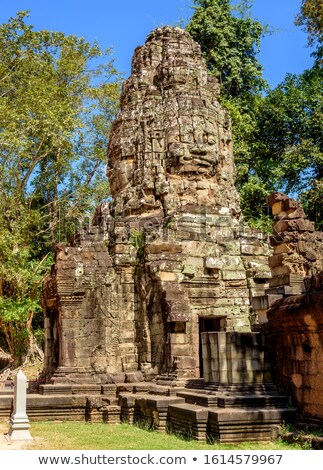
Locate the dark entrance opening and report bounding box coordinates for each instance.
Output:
[199,316,226,378]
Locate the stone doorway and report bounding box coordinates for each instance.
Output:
[198,316,226,378]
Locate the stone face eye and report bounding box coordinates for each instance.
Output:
[208,134,216,145]
[168,143,185,157]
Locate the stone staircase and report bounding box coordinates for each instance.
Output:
[0,378,296,443]
[118,380,296,443]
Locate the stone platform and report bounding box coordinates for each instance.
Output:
[0,379,296,443]
[117,381,296,443]
[0,393,120,423]
[0,380,296,443]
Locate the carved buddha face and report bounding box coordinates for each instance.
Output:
[166,114,219,176]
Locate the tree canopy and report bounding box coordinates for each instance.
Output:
[0,11,121,361]
[186,0,267,99]
[295,0,323,48]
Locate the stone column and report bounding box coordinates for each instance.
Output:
[7,370,33,441]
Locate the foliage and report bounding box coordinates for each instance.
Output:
[254,63,323,228]
[295,0,323,48]
[301,179,323,230]
[186,0,267,99]
[130,229,145,260]
[0,11,121,360]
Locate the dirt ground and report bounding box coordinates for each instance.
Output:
[0,423,35,450]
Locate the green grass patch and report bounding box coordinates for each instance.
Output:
[2,421,305,450]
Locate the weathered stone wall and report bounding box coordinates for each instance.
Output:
[266,287,323,425]
[252,192,323,322]
[261,193,323,425]
[42,27,271,385]
[267,192,323,280]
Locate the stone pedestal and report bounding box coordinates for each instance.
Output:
[201,332,271,384]
[7,370,33,441]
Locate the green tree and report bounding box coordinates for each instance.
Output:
[295,0,323,48]
[242,1,323,230]
[186,0,267,98]
[254,63,323,228]
[0,11,121,362]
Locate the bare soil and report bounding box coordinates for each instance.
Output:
[0,423,35,450]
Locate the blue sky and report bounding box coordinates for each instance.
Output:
[0,0,315,88]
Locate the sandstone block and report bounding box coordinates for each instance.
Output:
[273,243,294,255]
[222,271,246,280]
[159,272,178,282]
[125,372,143,383]
[241,244,270,256]
[205,257,223,270]
[252,294,282,310]
[145,242,182,254]
[268,253,288,268]
[274,219,315,233]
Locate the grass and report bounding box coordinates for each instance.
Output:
[1,421,305,450]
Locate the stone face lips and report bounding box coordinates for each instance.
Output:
[42,27,270,385]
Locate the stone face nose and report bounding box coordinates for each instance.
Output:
[189,144,208,156]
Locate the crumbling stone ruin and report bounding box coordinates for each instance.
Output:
[253,192,323,316]
[1,27,304,444]
[41,26,272,386]
[255,193,323,427]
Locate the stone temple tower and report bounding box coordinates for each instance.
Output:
[42,27,270,386]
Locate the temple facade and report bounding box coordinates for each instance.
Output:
[41,27,271,385]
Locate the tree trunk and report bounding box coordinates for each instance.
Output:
[22,333,44,365]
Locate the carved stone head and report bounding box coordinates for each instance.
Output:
[107,27,235,214]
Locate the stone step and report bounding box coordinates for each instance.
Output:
[168,401,296,443]
[40,384,72,395]
[49,375,96,385]
[185,382,279,395]
[155,374,178,387]
[167,403,209,441]
[176,391,219,407]
[176,390,289,409]
[2,394,120,423]
[217,394,289,408]
[133,383,151,394]
[148,385,181,396]
[113,382,150,394]
[119,393,146,423]
[184,379,205,389]
[134,395,185,431]
[0,396,12,420]
[208,407,297,443]
[116,383,137,395]
[40,384,102,396]
[119,393,185,430]
[0,390,13,396]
